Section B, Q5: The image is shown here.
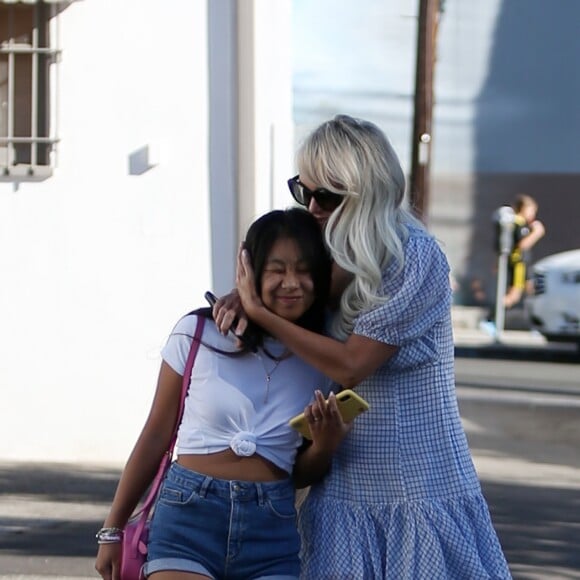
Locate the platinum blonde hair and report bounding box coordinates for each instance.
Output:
[296,115,423,339]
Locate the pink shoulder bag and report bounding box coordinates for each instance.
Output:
[120,314,205,580]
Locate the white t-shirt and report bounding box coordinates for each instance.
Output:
[161,314,331,474]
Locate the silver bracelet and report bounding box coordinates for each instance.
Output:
[96,527,124,544]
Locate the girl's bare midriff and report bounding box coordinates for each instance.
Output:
[177,450,288,482]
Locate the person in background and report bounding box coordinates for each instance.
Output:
[95,208,350,580]
[504,193,545,308]
[226,115,511,579]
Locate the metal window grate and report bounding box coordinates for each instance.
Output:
[0,2,60,177]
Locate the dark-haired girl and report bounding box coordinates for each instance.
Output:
[96,208,349,580]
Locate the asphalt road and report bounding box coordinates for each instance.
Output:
[0,357,579,579]
[455,357,580,579]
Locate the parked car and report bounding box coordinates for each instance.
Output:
[526,249,580,345]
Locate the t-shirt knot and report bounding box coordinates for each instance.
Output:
[230,431,257,456]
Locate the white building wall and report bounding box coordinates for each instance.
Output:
[237,0,295,236]
[0,0,295,465]
[0,0,211,464]
[209,0,295,296]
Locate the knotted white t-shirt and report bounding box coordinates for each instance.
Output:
[161,314,331,474]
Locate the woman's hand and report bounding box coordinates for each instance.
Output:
[95,542,122,580]
[236,244,265,319]
[292,390,352,488]
[211,289,249,338]
[305,390,351,454]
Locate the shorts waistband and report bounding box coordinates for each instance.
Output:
[167,461,294,502]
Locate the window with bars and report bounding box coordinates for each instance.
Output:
[0,2,60,179]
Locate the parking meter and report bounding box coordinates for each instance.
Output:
[492,205,516,339]
[493,205,515,255]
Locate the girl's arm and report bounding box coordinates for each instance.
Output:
[237,248,397,388]
[100,362,182,528]
[292,391,351,488]
[95,362,182,578]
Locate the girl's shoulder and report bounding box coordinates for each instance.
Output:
[170,311,200,334]
[169,311,243,353]
[169,310,212,337]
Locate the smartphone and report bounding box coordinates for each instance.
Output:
[204,291,219,309]
[204,291,256,351]
[289,389,370,440]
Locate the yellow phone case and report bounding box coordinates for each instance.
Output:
[289,389,370,440]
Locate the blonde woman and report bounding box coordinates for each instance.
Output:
[232,115,511,579]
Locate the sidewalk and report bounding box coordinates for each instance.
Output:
[452,305,579,361]
[0,462,120,579]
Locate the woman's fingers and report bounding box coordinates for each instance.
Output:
[325,391,341,420]
[236,245,243,274]
[308,390,341,424]
[314,389,326,412]
[307,390,352,453]
[236,245,265,318]
[212,291,247,336]
[236,245,251,280]
[236,246,248,292]
[308,390,325,422]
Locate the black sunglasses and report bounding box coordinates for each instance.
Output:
[287,175,344,212]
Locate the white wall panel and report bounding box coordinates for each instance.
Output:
[0,0,210,463]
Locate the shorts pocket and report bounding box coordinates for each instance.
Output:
[158,481,200,506]
[265,496,297,520]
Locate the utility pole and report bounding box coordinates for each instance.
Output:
[409,0,440,222]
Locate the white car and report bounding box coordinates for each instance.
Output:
[526,249,580,345]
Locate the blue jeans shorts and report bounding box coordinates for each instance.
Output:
[142,462,300,580]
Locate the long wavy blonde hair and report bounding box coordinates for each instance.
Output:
[296,115,423,339]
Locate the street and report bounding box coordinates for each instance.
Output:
[456,357,580,579]
[0,357,579,579]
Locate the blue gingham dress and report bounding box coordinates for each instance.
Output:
[298,227,511,579]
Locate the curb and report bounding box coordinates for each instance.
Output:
[455,343,579,363]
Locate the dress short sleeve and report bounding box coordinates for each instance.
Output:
[353,233,451,346]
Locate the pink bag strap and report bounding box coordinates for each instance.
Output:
[130,314,205,533]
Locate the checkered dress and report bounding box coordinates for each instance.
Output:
[298,228,512,579]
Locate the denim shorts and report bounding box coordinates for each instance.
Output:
[142,462,300,580]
